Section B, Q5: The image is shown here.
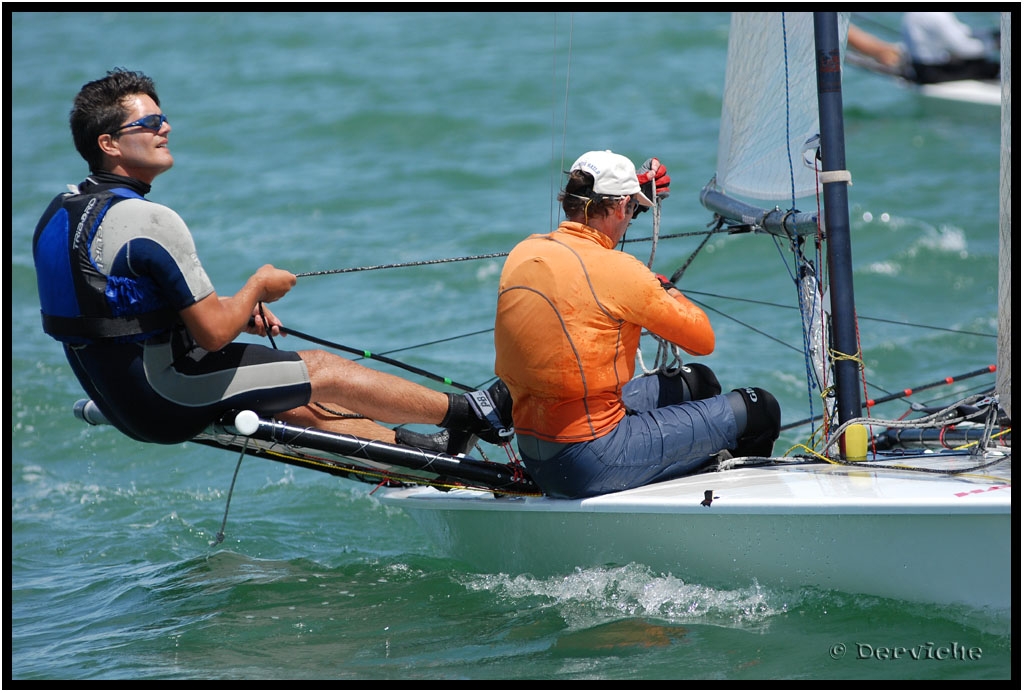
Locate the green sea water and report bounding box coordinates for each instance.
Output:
[10,11,1014,682]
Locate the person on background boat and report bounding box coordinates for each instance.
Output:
[901,12,999,84]
[847,24,904,73]
[32,68,510,452]
[492,150,781,499]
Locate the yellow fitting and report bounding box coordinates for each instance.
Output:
[842,424,868,462]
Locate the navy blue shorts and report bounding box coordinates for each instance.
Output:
[519,373,743,499]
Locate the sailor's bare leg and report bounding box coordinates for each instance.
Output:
[299,350,448,424]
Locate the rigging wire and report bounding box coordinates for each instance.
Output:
[212,306,276,540]
[290,228,737,281]
[294,252,509,278]
[681,288,996,338]
[550,12,574,231]
[273,323,476,392]
[211,437,249,545]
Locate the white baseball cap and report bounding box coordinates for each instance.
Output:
[569,150,654,207]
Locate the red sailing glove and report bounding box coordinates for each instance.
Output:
[637,157,671,202]
[655,273,676,291]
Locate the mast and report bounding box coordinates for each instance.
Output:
[812,13,861,427]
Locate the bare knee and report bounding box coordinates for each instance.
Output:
[300,349,347,378]
[299,349,364,391]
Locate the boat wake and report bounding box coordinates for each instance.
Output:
[460,563,787,632]
[457,562,1012,635]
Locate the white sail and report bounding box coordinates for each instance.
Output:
[716,12,849,202]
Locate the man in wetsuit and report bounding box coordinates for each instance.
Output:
[33,68,508,451]
[493,150,781,499]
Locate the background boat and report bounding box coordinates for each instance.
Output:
[846,12,1002,107]
[11,11,1013,680]
[846,50,1001,108]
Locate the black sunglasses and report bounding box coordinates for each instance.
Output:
[111,113,168,134]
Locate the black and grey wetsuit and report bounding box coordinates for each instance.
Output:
[33,173,311,444]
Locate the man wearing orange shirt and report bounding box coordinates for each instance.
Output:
[494,150,780,499]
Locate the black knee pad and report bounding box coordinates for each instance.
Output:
[656,364,722,406]
[737,387,781,437]
[730,387,781,457]
[681,363,722,401]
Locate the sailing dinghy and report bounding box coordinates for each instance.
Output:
[845,50,1001,107]
[375,12,1013,614]
[844,13,1002,108]
[73,12,1012,614]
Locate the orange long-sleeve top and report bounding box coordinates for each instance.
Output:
[494,221,715,443]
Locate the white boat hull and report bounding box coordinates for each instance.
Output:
[378,457,1012,612]
[914,79,1001,106]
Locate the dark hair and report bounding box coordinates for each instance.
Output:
[559,169,619,221]
[70,68,160,172]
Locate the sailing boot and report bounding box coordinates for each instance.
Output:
[394,426,478,456]
[440,379,515,445]
[727,387,781,458]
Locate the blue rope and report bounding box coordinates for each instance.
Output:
[782,12,826,438]
[781,13,797,212]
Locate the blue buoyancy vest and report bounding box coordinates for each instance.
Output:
[33,186,178,344]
